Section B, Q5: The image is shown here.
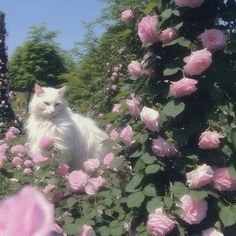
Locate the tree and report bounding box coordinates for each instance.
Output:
[9,25,67,111]
[0,11,17,137]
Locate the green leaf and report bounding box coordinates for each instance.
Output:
[163,67,181,76]
[127,191,145,208]
[125,174,144,193]
[146,197,164,213]
[170,182,188,197]
[161,100,185,118]
[231,129,236,150]
[141,153,157,164]
[189,190,218,200]
[161,9,173,18]
[143,184,157,197]
[219,205,236,227]
[164,37,191,48]
[135,133,148,144]
[145,0,157,14]
[145,164,160,175]
[164,196,173,208]
[229,161,236,180]
[110,157,124,169]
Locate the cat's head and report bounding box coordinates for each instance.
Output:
[29,84,67,119]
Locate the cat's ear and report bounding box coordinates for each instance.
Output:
[58,86,67,96]
[34,84,44,97]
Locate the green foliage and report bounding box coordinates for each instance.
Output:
[9,25,68,110]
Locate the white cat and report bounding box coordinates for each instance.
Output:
[26,84,108,169]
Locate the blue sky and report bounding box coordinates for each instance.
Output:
[0,0,108,56]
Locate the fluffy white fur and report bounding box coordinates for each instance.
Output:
[26,84,108,169]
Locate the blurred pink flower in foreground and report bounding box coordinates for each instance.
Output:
[0,186,54,236]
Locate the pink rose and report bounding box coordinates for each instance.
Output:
[39,137,54,150]
[43,184,56,194]
[109,128,120,141]
[77,224,96,236]
[111,85,118,91]
[67,170,88,191]
[126,94,141,118]
[23,159,34,168]
[147,208,175,236]
[83,159,100,174]
[112,103,121,112]
[32,153,50,164]
[9,126,20,134]
[0,154,6,167]
[138,15,159,44]
[120,125,134,145]
[112,66,120,73]
[0,143,8,154]
[179,194,208,224]
[12,156,23,166]
[186,164,214,189]
[213,168,236,191]
[85,176,106,195]
[152,137,176,157]
[175,0,205,8]
[202,227,223,236]
[56,162,70,176]
[183,48,212,76]
[23,168,33,175]
[121,9,134,24]
[140,106,161,132]
[198,29,226,51]
[103,152,115,167]
[10,144,25,154]
[5,130,15,140]
[198,131,222,149]
[0,186,54,236]
[160,27,177,44]
[170,78,198,98]
[128,61,142,77]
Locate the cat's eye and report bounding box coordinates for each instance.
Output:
[55,103,60,106]
[44,101,49,106]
